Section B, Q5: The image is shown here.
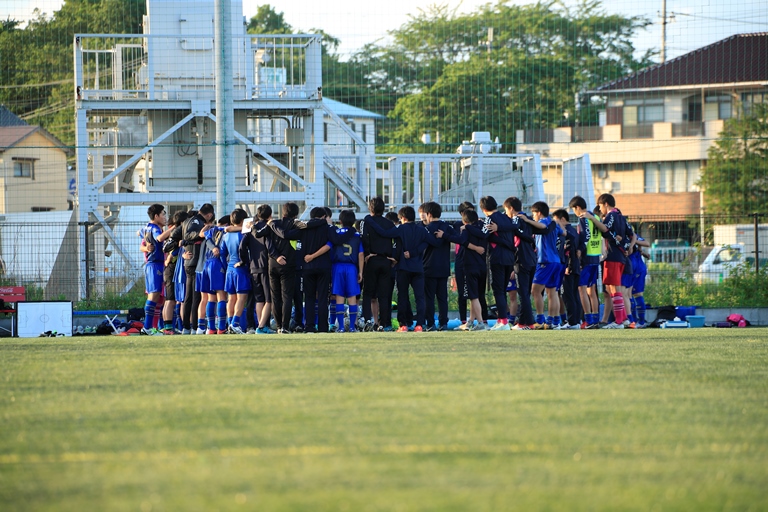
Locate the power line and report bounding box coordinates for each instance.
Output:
[670,11,768,26]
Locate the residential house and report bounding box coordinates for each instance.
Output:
[517,33,768,218]
[0,107,72,213]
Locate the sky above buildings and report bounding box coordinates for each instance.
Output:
[2,0,767,61]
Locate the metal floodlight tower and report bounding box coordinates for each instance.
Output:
[215,0,235,215]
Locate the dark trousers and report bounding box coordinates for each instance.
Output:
[455,267,467,322]
[467,270,489,321]
[490,264,515,320]
[269,263,295,330]
[396,270,425,327]
[363,256,394,328]
[424,276,449,328]
[515,264,535,325]
[562,272,582,326]
[182,268,201,330]
[293,271,304,327]
[303,268,330,333]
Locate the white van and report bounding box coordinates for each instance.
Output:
[694,244,746,284]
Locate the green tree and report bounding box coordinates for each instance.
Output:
[374,0,652,152]
[700,102,768,217]
[247,5,293,34]
[0,0,144,145]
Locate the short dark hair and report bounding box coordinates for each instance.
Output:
[418,203,427,213]
[230,208,247,225]
[147,204,164,220]
[323,207,333,219]
[187,209,198,217]
[423,201,442,219]
[552,209,569,221]
[217,215,231,226]
[256,204,272,221]
[479,196,498,212]
[531,201,549,217]
[568,195,587,210]
[458,201,475,214]
[282,202,299,219]
[199,203,214,216]
[398,206,415,222]
[462,209,478,224]
[369,197,385,215]
[310,206,326,219]
[503,197,522,212]
[385,211,400,224]
[339,209,356,227]
[171,211,189,226]
[597,193,616,207]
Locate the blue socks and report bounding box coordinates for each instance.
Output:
[635,296,646,323]
[144,300,156,330]
[217,301,227,331]
[349,305,358,329]
[206,302,216,331]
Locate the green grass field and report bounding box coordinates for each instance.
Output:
[2,328,767,511]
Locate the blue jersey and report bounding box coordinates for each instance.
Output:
[221,231,245,270]
[141,222,164,264]
[204,226,226,266]
[534,217,562,264]
[331,228,363,266]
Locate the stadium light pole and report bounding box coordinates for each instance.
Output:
[215,0,235,215]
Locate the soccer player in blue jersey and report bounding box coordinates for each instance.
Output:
[221,209,251,334]
[629,232,650,328]
[330,210,364,333]
[520,201,563,329]
[139,204,167,335]
[200,216,228,334]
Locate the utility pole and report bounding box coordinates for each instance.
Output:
[660,0,667,63]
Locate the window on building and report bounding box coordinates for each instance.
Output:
[323,122,328,143]
[705,95,732,121]
[644,161,700,193]
[624,98,664,125]
[13,158,35,179]
[361,123,367,143]
[742,91,766,115]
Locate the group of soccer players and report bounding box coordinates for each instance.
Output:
[137,192,649,335]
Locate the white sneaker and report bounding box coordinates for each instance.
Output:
[552,323,567,330]
[565,323,581,330]
[471,322,488,331]
[490,321,510,331]
[229,325,245,335]
[601,322,625,329]
[195,328,206,335]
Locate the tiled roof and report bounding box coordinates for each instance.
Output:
[0,126,38,151]
[595,33,768,92]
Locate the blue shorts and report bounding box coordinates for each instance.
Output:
[621,272,634,289]
[201,260,226,293]
[144,262,164,294]
[332,263,360,298]
[225,267,252,294]
[632,267,647,294]
[579,264,599,288]
[533,263,562,289]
